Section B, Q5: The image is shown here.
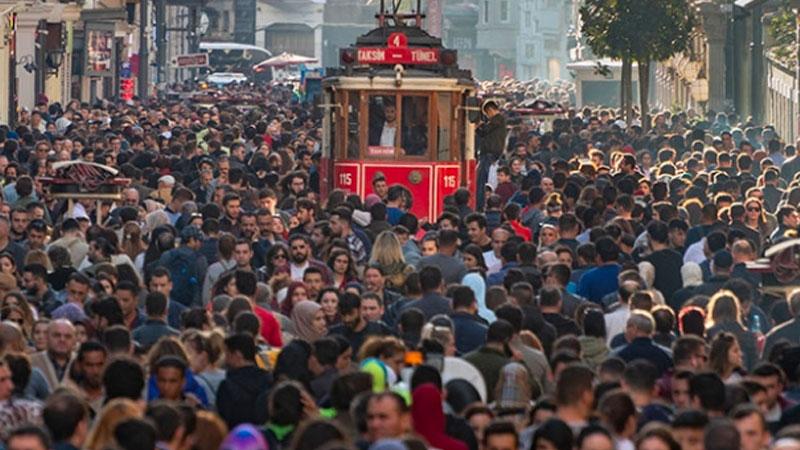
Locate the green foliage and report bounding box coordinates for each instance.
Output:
[767,7,797,69]
[768,7,796,48]
[579,0,696,64]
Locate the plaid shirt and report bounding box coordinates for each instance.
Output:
[0,398,43,440]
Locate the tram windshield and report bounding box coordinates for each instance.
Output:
[367,95,429,157]
[337,90,464,161]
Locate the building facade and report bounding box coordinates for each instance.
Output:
[475,0,570,81]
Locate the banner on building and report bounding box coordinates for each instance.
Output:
[85,23,115,77]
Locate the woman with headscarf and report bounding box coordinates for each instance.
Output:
[220,424,269,450]
[291,300,327,342]
[492,362,535,431]
[411,383,468,450]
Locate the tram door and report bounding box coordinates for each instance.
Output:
[328,88,471,221]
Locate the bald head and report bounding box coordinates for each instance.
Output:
[47,320,76,358]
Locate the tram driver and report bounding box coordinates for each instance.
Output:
[369,97,428,156]
[369,102,399,148]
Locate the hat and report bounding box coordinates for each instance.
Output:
[365,194,382,209]
[180,225,204,242]
[158,175,175,186]
[69,204,90,221]
[51,303,88,323]
[0,273,17,291]
[712,250,733,270]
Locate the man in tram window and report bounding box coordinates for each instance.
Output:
[369,101,399,148]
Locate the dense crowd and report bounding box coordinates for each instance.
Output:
[1,82,800,450]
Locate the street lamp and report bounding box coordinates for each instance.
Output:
[45,49,64,75]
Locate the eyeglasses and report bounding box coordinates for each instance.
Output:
[747,207,761,212]
[273,254,287,260]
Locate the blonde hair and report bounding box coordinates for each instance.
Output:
[84,398,142,450]
[706,290,744,329]
[369,231,406,268]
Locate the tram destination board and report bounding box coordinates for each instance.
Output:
[357,47,440,65]
[356,32,440,65]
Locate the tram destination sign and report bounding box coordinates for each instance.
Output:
[356,32,440,65]
[357,47,440,65]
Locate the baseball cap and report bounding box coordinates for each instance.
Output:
[158,175,176,186]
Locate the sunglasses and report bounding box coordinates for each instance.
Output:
[273,254,287,260]
[747,207,761,212]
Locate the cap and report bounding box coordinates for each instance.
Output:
[158,175,176,186]
[180,225,204,242]
[712,250,733,270]
[365,194,382,209]
[51,303,87,322]
[69,204,90,221]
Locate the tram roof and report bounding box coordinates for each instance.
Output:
[326,25,474,80]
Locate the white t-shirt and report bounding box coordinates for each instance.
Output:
[290,261,309,281]
[379,123,397,147]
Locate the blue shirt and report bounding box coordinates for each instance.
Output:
[387,207,404,225]
[576,263,620,305]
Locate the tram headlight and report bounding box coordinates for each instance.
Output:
[340,49,355,65]
[441,50,457,67]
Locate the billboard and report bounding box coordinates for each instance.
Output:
[85,23,115,77]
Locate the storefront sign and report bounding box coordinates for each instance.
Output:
[85,24,115,77]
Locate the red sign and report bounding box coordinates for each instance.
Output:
[357,47,440,65]
[387,32,408,48]
[368,146,395,157]
[357,31,439,65]
[333,164,360,194]
[120,78,134,101]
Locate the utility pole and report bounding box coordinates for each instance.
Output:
[138,0,149,98]
[155,0,166,86]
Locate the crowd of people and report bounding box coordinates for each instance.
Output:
[1,81,800,450]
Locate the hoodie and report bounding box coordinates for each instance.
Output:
[411,384,468,450]
[217,365,273,428]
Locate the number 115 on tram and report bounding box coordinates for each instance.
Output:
[320,11,480,222]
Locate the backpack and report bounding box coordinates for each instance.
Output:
[160,249,202,307]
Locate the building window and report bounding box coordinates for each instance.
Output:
[500,0,509,22]
[222,11,230,32]
[525,11,532,28]
[483,0,489,23]
[526,45,535,58]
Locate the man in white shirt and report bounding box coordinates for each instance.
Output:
[379,105,398,147]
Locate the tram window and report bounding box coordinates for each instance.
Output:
[347,92,360,159]
[437,93,452,161]
[368,95,398,157]
[401,96,429,157]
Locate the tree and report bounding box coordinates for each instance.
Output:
[581,0,695,129]
[580,0,636,122]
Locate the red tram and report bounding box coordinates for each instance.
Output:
[321,0,479,221]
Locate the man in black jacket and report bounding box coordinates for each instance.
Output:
[216,333,273,428]
[475,101,507,209]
